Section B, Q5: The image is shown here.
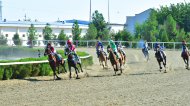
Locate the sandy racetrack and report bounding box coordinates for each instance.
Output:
[0,48,190,106]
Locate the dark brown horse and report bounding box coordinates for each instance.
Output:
[65,47,83,79]
[107,46,122,75]
[181,51,189,69]
[97,47,108,68]
[44,48,67,80]
[155,48,166,73]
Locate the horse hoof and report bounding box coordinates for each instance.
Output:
[56,77,61,80]
[76,77,80,79]
[160,67,162,69]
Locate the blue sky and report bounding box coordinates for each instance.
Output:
[1,0,188,24]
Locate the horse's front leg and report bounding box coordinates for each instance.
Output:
[69,66,72,79]
[157,59,162,71]
[62,60,67,73]
[74,66,80,79]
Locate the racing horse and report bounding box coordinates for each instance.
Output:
[44,48,67,80]
[142,47,149,61]
[107,45,122,75]
[181,50,190,69]
[97,47,108,68]
[155,48,167,73]
[117,47,126,65]
[64,47,83,79]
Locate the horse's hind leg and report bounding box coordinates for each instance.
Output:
[78,63,83,73]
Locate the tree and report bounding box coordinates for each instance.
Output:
[0,35,7,45]
[72,20,81,43]
[84,23,97,40]
[165,14,177,41]
[58,30,67,46]
[27,24,37,45]
[92,10,108,39]
[12,33,21,45]
[43,23,53,40]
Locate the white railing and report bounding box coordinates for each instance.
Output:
[0,55,91,66]
[0,39,186,50]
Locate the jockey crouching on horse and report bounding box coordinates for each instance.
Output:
[117,42,126,56]
[154,43,166,58]
[96,41,108,58]
[46,43,62,63]
[65,40,80,62]
[142,41,149,56]
[181,40,189,57]
[109,40,120,59]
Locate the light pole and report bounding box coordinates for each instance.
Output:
[108,0,110,23]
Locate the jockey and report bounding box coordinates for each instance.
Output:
[117,42,126,56]
[96,41,107,58]
[46,43,61,62]
[65,40,79,61]
[181,40,189,56]
[143,41,148,51]
[109,40,120,58]
[154,43,166,57]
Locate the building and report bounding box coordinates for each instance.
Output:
[0,20,89,46]
[125,8,152,34]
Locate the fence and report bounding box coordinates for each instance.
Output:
[0,39,188,50]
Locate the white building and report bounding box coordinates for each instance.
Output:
[125,8,152,34]
[0,20,89,46]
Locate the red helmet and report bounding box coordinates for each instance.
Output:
[67,40,72,45]
[182,40,186,45]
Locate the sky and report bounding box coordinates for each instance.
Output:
[1,0,189,24]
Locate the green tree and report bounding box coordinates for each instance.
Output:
[27,24,37,45]
[43,23,53,40]
[12,33,21,45]
[165,14,177,41]
[58,30,67,46]
[84,23,97,40]
[92,10,108,39]
[72,21,81,42]
[0,35,7,45]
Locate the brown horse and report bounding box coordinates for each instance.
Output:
[44,48,67,80]
[181,51,190,69]
[107,46,122,75]
[118,48,126,65]
[97,47,108,68]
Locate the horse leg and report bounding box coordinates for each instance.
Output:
[69,65,72,79]
[157,59,162,71]
[74,66,79,79]
[62,60,67,73]
[119,59,123,74]
[78,63,83,73]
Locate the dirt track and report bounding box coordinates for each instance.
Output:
[0,48,190,106]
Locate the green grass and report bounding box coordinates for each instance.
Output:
[0,47,89,63]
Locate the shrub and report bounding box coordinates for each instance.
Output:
[0,67,4,80]
[3,66,13,80]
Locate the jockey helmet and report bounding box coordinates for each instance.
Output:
[67,40,72,45]
[182,40,186,45]
[47,43,51,46]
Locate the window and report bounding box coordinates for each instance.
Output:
[5,34,8,37]
[22,34,25,37]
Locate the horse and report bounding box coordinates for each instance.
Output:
[107,46,122,75]
[117,48,126,65]
[181,50,190,69]
[64,47,83,79]
[155,48,167,73]
[44,48,67,80]
[142,47,149,61]
[97,47,108,68]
